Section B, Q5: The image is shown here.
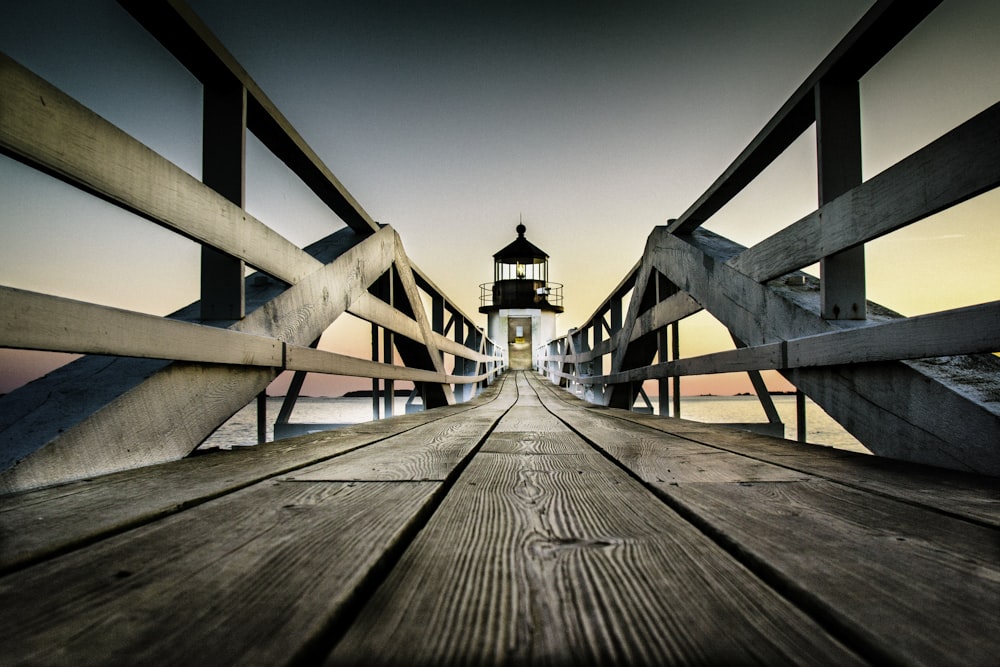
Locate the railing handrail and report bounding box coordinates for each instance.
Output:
[538,0,1000,477]
[0,0,505,492]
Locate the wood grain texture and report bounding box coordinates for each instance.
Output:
[0,376,510,573]
[5,371,997,667]
[283,414,504,482]
[0,53,321,285]
[0,480,440,667]
[0,285,283,366]
[349,293,497,364]
[729,102,1000,283]
[529,374,1000,528]
[662,480,1000,666]
[650,227,1000,476]
[327,448,863,665]
[0,227,395,493]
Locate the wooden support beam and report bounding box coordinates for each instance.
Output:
[650,227,1000,476]
[283,347,488,386]
[390,236,456,408]
[0,286,282,366]
[349,293,494,364]
[816,77,865,320]
[728,102,1000,283]
[565,300,1000,385]
[732,334,782,425]
[201,74,247,320]
[0,53,321,285]
[672,322,681,418]
[255,392,266,445]
[117,0,381,236]
[0,227,396,493]
[383,268,396,417]
[668,0,943,235]
[606,242,676,410]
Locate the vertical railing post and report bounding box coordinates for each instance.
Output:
[655,272,668,417]
[256,392,267,444]
[816,77,865,320]
[609,300,622,399]
[454,316,467,402]
[200,76,246,321]
[610,299,622,339]
[371,321,380,421]
[384,267,395,418]
[796,390,807,442]
[671,322,681,418]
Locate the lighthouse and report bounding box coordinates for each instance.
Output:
[479,222,563,370]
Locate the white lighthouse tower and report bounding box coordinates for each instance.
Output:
[479,223,563,370]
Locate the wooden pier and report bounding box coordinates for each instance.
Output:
[2,1,999,664]
[1,370,997,665]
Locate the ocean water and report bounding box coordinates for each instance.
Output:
[203,393,868,454]
[654,394,868,454]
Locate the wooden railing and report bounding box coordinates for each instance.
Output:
[0,0,503,493]
[538,0,1000,477]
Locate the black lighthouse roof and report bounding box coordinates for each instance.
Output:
[493,224,548,264]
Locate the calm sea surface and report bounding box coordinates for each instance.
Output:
[203,393,868,454]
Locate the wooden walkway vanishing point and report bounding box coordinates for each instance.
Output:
[1,370,997,666]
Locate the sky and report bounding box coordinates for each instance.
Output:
[1,0,998,397]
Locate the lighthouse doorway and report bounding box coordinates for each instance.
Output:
[507,316,533,370]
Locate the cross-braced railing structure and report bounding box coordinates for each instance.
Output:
[538,0,1000,477]
[0,0,503,493]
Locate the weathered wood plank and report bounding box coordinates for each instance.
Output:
[529,373,1000,527]
[0,480,441,666]
[540,406,811,484]
[784,300,1000,367]
[0,52,321,285]
[635,419,1000,528]
[349,292,496,363]
[118,0,381,236]
[569,300,1000,385]
[328,445,864,664]
[650,227,1000,476]
[661,481,1000,666]
[479,431,589,455]
[0,285,283,366]
[284,345,490,386]
[526,373,1000,663]
[283,395,514,482]
[668,0,942,235]
[390,232,456,406]
[0,227,395,493]
[0,377,510,574]
[730,102,1000,283]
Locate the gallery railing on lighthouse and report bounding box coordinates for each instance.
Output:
[538,0,1000,477]
[0,0,503,493]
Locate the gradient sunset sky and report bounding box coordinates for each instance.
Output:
[1,0,998,397]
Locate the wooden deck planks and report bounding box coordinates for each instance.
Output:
[283,411,513,482]
[0,377,518,666]
[1,371,997,666]
[0,379,508,573]
[0,480,442,666]
[525,372,1000,665]
[327,386,865,666]
[662,480,1000,666]
[532,376,1000,528]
